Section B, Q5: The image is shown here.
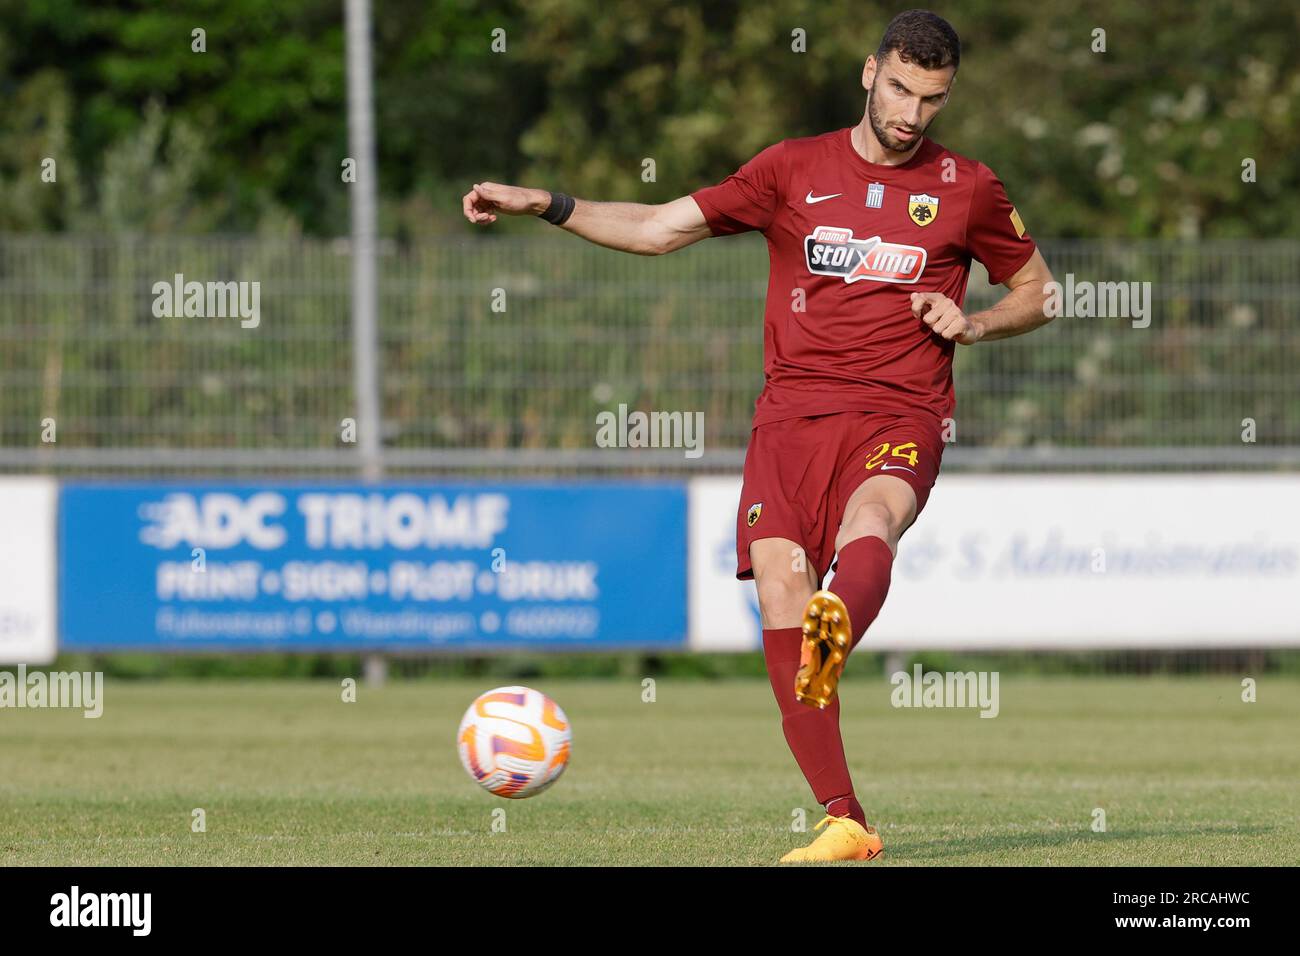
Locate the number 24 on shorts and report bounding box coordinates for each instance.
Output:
[865,441,919,472]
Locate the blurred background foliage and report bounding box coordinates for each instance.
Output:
[1,0,1296,239]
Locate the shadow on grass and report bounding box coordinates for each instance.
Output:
[894,822,1276,861]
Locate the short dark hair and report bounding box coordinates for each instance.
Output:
[876,10,960,71]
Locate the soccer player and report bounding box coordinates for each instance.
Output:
[462,9,1055,862]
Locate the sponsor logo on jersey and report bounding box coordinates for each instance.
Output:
[908,192,939,227]
[804,226,927,284]
[805,190,841,204]
[746,502,762,527]
[866,182,885,208]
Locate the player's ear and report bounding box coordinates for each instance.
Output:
[862,55,876,92]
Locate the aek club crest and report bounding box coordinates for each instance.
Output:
[908,193,939,227]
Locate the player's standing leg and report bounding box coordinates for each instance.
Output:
[751,537,884,863]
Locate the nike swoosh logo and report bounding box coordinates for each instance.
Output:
[805,190,842,204]
[879,463,917,474]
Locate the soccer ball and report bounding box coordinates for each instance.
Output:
[457,686,572,798]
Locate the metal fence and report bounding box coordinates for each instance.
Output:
[1,234,1297,475]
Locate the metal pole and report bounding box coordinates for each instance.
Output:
[345,0,383,483]
[345,0,387,686]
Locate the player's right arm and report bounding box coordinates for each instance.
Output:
[462,183,711,256]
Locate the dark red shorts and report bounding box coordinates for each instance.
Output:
[735,410,946,582]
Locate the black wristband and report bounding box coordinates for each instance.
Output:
[539,191,576,226]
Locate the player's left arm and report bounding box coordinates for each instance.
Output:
[913,249,1056,345]
[914,161,1056,346]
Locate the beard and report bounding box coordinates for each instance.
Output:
[867,81,927,153]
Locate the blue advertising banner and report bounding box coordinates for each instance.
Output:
[59,483,686,651]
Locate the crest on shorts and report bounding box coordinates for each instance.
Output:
[908,193,939,227]
[746,502,763,528]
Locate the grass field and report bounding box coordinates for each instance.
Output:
[2,676,1297,866]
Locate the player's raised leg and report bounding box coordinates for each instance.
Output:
[795,474,916,709]
[751,537,884,862]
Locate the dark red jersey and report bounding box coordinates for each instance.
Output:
[690,127,1036,427]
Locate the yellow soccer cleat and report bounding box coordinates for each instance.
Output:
[795,589,852,709]
[780,815,884,863]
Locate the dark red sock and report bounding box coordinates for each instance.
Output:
[824,794,867,828]
[831,535,895,648]
[762,626,854,806]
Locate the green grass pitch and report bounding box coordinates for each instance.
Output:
[2,676,1297,865]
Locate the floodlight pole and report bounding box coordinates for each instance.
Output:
[345,0,383,484]
[346,0,388,687]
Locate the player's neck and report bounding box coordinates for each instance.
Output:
[850,120,924,167]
